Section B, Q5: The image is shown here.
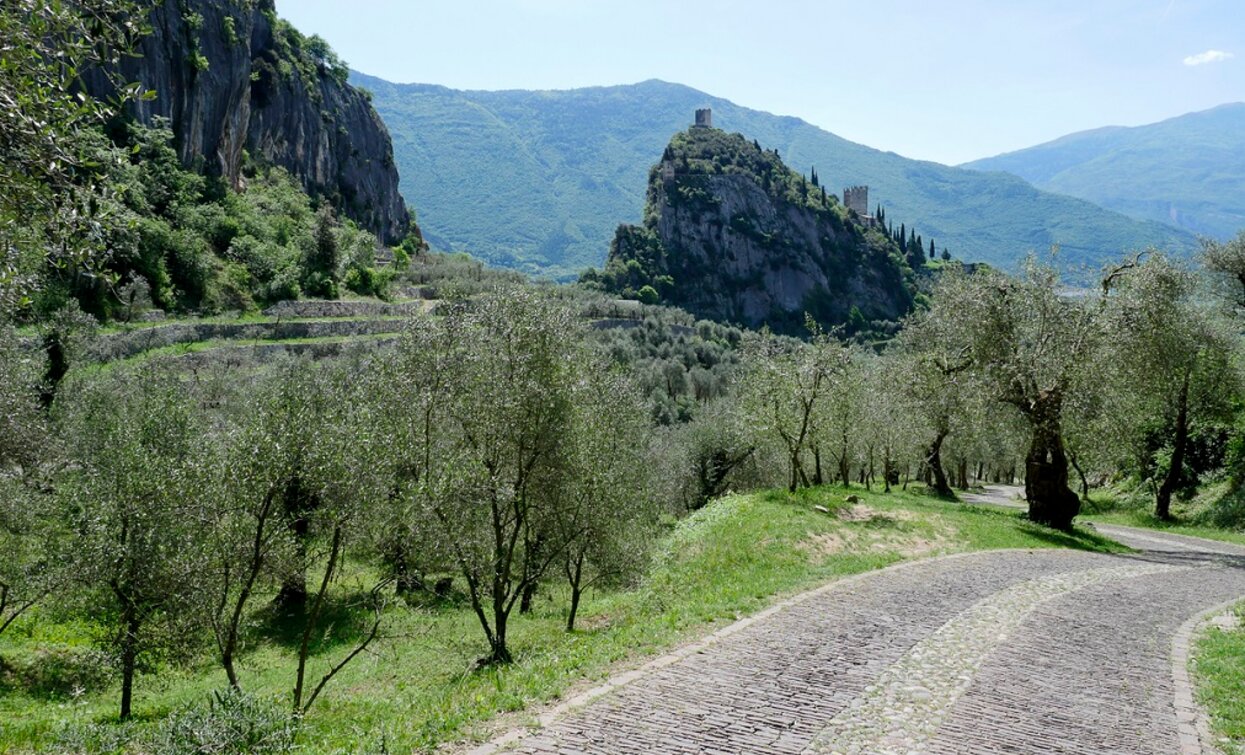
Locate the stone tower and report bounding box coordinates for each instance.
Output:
[844,185,869,217]
[694,108,713,129]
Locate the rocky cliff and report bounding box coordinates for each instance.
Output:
[87,0,410,244]
[590,127,915,333]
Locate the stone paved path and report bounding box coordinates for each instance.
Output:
[475,494,1245,755]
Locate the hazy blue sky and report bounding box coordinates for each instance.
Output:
[276,0,1244,165]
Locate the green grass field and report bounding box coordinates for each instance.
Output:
[1194,603,1245,755]
[0,485,1124,752]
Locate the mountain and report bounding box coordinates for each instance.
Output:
[588,124,916,333]
[353,74,1197,279]
[87,0,410,244]
[962,104,1245,241]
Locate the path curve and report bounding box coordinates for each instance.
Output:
[475,500,1245,755]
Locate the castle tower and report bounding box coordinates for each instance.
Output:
[843,185,869,217]
[693,108,713,129]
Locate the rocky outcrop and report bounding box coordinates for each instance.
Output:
[87,0,411,244]
[594,127,915,332]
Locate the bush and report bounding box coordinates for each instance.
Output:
[344,266,394,299]
[149,688,299,754]
[51,689,298,754]
[0,646,113,698]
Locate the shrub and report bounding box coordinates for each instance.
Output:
[149,688,299,754]
[0,646,114,698]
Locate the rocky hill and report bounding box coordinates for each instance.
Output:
[355,75,1197,278]
[587,123,915,333]
[87,0,410,244]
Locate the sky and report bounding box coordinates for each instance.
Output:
[276,0,1245,165]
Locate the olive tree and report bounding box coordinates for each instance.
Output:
[856,353,926,492]
[0,327,58,635]
[557,364,655,631]
[56,367,213,720]
[1202,231,1245,308]
[0,0,150,313]
[1101,254,1239,518]
[892,308,976,497]
[923,261,1098,529]
[287,358,395,715]
[738,326,845,492]
[809,346,866,486]
[205,360,341,690]
[412,289,580,664]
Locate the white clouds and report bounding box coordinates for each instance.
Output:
[1183,49,1234,66]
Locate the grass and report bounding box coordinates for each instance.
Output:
[0,484,1125,752]
[1077,481,1245,548]
[69,333,399,376]
[1194,602,1245,754]
[1082,510,1245,548]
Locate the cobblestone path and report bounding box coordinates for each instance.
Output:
[480,517,1245,755]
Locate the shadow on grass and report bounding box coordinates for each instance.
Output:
[1016,520,1129,553]
[254,591,377,654]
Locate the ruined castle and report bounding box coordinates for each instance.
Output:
[843,186,868,216]
[844,185,876,225]
[693,108,713,129]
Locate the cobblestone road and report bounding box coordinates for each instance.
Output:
[475,494,1245,755]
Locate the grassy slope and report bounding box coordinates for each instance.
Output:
[0,485,1122,752]
[1084,510,1245,548]
[963,103,1245,241]
[355,74,1198,280]
[1194,603,1245,754]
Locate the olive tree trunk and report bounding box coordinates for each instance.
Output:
[1023,391,1081,530]
[1155,370,1191,521]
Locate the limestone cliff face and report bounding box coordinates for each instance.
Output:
[88,0,410,244]
[598,128,914,331]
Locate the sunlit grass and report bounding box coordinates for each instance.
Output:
[1194,603,1245,755]
[0,484,1126,752]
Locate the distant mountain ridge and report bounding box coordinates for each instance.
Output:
[963,103,1245,241]
[354,73,1197,279]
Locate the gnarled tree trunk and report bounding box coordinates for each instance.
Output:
[926,428,953,497]
[1023,390,1081,530]
[1155,370,1191,521]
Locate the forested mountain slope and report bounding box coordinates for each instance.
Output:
[963,103,1245,241]
[356,74,1197,278]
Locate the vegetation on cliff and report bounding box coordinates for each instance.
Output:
[1,0,423,322]
[584,127,918,334]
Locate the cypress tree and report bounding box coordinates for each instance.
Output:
[929,238,936,258]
